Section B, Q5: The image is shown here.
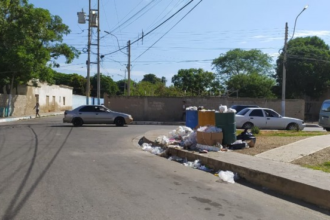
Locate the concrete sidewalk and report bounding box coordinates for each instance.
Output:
[0,111,64,123]
[142,129,330,210]
[256,134,330,162]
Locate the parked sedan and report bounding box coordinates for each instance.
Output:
[63,105,133,127]
[235,108,305,130]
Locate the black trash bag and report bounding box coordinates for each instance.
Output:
[236,128,256,147]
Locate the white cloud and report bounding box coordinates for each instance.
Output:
[292,30,330,38]
[253,30,330,43]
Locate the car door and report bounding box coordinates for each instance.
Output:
[78,106,97,124]
[95,106,112,124]
[264,109,283,129]
[248,109,267,128]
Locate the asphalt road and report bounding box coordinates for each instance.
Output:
[0,116,329,220]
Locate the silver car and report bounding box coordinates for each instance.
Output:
[235,108,305,130]
[63,105,133,127]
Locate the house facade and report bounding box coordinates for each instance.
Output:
[0,81,72,117]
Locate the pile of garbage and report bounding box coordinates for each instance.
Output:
[168,156,238,183]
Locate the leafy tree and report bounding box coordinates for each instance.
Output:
[70,74,87,95]
[91,74,118,97]
[116,79,127,95]
[141,74,162,84]
[52,71,72,85]
[226,73,276,98]
[171,68,218,95]
[0,0,79,93]
[212,49,273,81]
[161,76,167,85]
[276,36,330,98]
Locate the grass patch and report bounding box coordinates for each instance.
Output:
[236,130,326,137]
[304,162,330,173]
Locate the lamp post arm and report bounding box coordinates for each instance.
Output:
[290,6,308,41]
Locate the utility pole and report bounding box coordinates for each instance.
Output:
[127,40,131,96]
[96,0,101,104]
[281,22,288,116]
[77,0,100,105]
[87,0,91,105]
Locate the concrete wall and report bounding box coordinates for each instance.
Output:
[104,96,305,121]
[0,82,72,117]
[72,95,104,109]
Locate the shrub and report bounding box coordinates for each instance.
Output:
[251,126,260,134]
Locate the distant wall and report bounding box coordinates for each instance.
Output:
[104,96,305,121]
[72,95,104,109]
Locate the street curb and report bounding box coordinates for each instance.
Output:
[0,112,64,124]
[142,135,330,211]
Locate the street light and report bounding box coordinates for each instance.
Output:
[281,5,308,116]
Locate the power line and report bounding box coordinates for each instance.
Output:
[109,0,157,33]
[133,0,203,61]
[102,0,194,57]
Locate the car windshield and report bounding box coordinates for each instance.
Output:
[237,108,249,115]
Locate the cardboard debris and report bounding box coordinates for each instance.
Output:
[197,131,223,146]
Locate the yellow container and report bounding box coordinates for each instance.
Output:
[198,111,215,127]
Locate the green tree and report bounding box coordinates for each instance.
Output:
[171,68,218,95]
[91,74,118,97]
[52,71,72,85]
[141,74,162,84]
[70,74,87,95]
[0,0,79,93]
[212,49,273,81]
[276,36,330,98]
[226,73,276,98]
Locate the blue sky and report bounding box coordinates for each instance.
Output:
[29,0,330,86]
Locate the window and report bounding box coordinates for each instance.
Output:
[264,109,280,117]
[249,109,264,117]
[59,96,61,103]
[321,102,330,112]
[79,106,97,112]
[63,97,65,105]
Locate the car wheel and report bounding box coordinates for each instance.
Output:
[115,117,125,127]
[286,123,299,131]
[242,122,253,129]
[72,118,83,127]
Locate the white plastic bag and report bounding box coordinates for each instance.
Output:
[218,170,235,183]
[219,105,228,113]
[155,135,169,146]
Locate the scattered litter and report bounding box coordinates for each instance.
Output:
[196,143,220,152]
[197,126,222,133]
[219,105,228,113]
[168,126,193,140]
[198,165,213,172]
[155,135,169,146]
[141,143,165,155]
[168,156,185,162]
[186,106,198,111]
[218,170,236,183]
[198,149,208,153]
[236,128,256,148]
[183,159,201,169]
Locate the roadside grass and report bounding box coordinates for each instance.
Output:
[236,129,326,137]
[304,162,330,173]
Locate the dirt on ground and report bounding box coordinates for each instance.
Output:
[233,136,330,166]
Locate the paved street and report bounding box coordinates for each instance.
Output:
[0,116,329,220]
